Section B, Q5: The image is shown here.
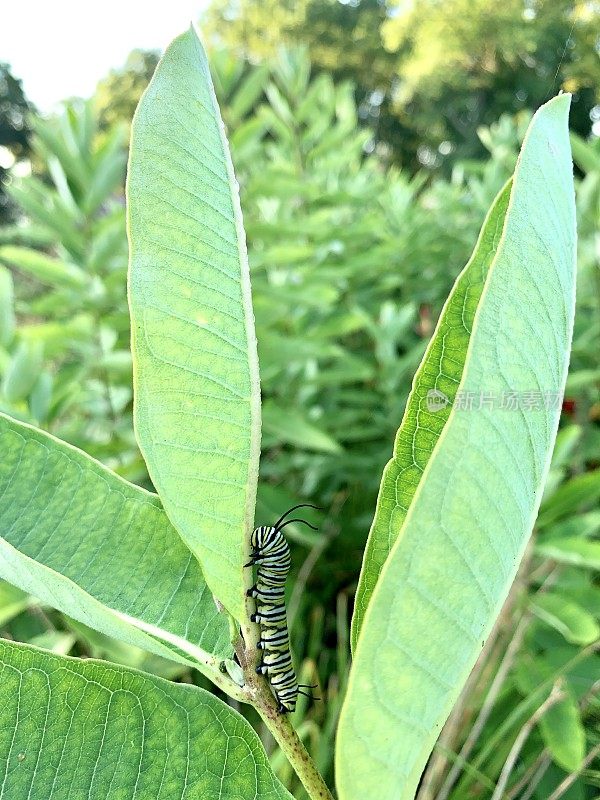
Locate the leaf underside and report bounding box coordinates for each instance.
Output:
[337,95,576,800]
[0,412,230,671]
[127,26,261,621]
[351,178,513,648]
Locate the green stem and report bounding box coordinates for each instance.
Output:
[115,609,248,702]
[233,629,334,800]
[237,506,332,797]
[255,687,335,800]
[455,640,600,795]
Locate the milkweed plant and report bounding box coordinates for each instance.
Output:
[0,26,576,800]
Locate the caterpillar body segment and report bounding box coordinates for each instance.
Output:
[246,504,321,713]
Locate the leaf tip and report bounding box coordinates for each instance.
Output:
[540,91,572,119]
[187,20,201,42]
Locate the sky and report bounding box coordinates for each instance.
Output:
[2,1,210,111]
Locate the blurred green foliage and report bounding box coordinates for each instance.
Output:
[94,48,160,135]
[0,34,599,800]
[0,102,142,479]
[203,0,600,172]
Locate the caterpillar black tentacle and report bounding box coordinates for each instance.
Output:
[246,508,320,713]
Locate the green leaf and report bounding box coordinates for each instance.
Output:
[0,246,87,289]
[0,224,55,249]
[337,96,576,800]
[2,341,44,403]
[549,424,582,471]
[542,425,583,500]
[0,412,231,683]
[565,368,600,392]
[83,124,127,214]
[33,115,90,190]
[5,183,86,259]
[0,267,15,347]
[226,63,270,125]
[570,132,600,174]
[46,155,80,217]
[351,179,513,646]
[28,372,53,423]
[0,639,292,800]
[127,26,261,621]
[18,315,94,355]
[536,537,600,569]
[66,618,187,680]
[538,691,585,772]
[541,510,600,541]
[262,400,342,454]
[530,593,600,645]
[538,470,600,527]
[0,581,30,626]
[28,631,76,655]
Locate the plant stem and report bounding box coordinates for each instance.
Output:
[511,678,600,800]
[456,642,600,798]
[443,558,569,798]
[436,613,530,800]
[233,623,334,800]
[546,742,600,800]
[237,496,338,798]
[427,541,534,800]
[518,754,552,800]
[490,681,565,800]
[256,695,335,800]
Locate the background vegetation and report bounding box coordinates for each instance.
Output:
[1,1,599,797]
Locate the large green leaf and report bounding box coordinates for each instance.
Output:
[2,341,44,403]
[337,95,576,800]
[351,179,512,647]
[0,412,231,681]
[0,639,292,800]
[127,26,261,622]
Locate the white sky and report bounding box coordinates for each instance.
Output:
[1,1,210,111]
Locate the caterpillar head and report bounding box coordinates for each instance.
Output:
[250,504,321,552]
[250,525,275,551]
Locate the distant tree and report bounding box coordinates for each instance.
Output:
[203,0,396,149]
[0,63,33,222]
[205,0,392,83]
[95,49,160,134]
[203,0,600,171]
[382,0,600,168]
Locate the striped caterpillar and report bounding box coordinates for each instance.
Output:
[246,504,319,713]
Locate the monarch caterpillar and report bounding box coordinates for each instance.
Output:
[245,504,320,713]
